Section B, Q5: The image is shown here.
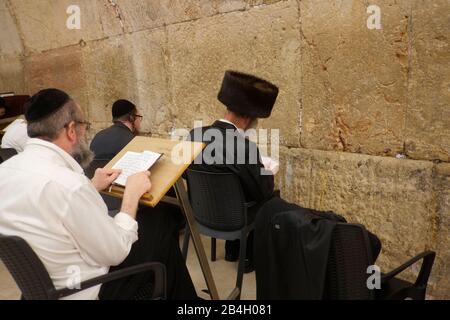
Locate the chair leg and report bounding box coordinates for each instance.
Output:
[235,230,247,300]
[211,238,216,262]
[181,227,190,262]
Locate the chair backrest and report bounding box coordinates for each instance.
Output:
[0,234,57,300]
[0,148,18,164]
[323,223,375,300]
[186,169,247,231]
[2,95,30,118]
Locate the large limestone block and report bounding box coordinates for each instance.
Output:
[300,0,411,156]
[23,45,88,114]
[107,1,287,34]
[0,56,24,94]
[7,0,285,54]
[166,0,302,146]
[81,30,172,135]
[9,0,123,53]
[430,163,450,299]
[114,0,247,33]
[405,0,450,162]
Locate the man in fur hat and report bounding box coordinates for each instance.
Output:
[187,70,279,273]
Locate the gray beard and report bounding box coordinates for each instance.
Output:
[73,137,95,169]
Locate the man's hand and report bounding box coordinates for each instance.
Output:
[121,171,152,219]
[91,168,122,192]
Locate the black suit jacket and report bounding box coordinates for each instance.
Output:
[187,120,274,203]
[90,122,135,160]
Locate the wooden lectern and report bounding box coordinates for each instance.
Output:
[102,136,220,300]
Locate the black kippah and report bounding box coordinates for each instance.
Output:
[25,88,71,122]
[112,99,136,119]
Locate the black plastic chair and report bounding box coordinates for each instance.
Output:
[0,148,18,164]
[324,223,436,300]
[0,234,166,300]
[181,169,255,299]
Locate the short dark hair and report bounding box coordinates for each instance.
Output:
[227,108,252,120]
[112,99,137,121]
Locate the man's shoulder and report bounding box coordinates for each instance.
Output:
[188,122,233,142]
[92,124,133,144]
[0,154,89,193]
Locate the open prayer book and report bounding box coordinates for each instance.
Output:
[112,150,163,187]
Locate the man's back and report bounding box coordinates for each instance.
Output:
[90,122,135,160]
[188,120,274,203]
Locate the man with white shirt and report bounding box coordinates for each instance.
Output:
[0,88,197,299]
[1,118,29,152]
[187,71,279,273]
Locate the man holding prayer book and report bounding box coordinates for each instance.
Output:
[0,89,197,299]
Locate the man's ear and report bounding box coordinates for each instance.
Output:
[65,121,78,143]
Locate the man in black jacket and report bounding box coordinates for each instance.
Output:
[188,70,279,272]
[90,99,143,160]
[89,99,197,299]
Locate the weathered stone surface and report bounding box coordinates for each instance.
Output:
[115,0,247,33]
[23,45,88,114]
[7,0,285,54]
[0,0,22,56]
[167,0,302,146]
[300,0,411,156]
[430,163,450,298]
[0,1,24,93]
[9,0,122,54]
[405,0,450,162]
[81,30,173,135]
[0,56,24,94]
[275,146,447,297]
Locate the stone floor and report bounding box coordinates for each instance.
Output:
[0,235,256,300]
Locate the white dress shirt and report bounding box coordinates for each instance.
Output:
[0,138,138,299]
[1,119,29,152]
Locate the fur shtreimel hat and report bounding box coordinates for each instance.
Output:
[25,89,71,122]
[217,70,279,118]
[112,99,136,119]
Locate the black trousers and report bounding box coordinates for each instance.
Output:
[99,203,198,300]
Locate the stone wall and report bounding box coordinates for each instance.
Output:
[0,0,449,298]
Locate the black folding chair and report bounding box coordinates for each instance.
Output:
[0,234,166,300]
[0,148,18,164]
[324,223,435,300]
[182,169,255,300]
